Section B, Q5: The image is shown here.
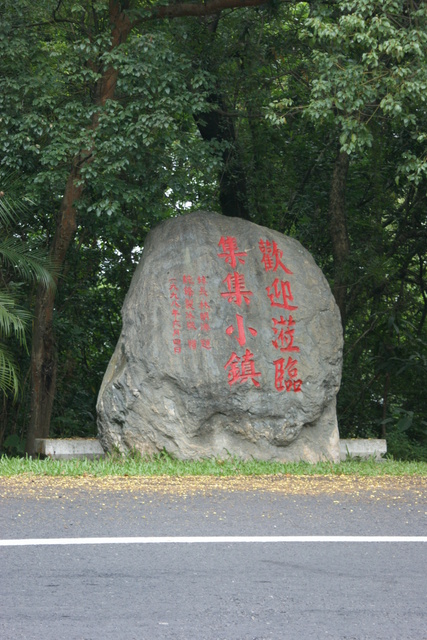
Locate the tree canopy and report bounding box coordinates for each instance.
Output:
[0,0,426,460]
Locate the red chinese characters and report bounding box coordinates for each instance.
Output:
[168,275,212,353]
[224,349,261,388]
[221,272,253,306]
[273,357,302,393]
[271,315,299,352]
[218,236,260,387]
[259,238,302,393]
[198,276,212,349]
[225,313,257,347]
[178,235,303,393]
[169,278,181,354]
[266,278,298,311]
[259,239,293,275]
[183,274,196,331]
[217,236,247,269]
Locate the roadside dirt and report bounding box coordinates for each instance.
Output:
[1,474,426,504]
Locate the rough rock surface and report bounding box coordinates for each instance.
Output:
[97,211,343,462]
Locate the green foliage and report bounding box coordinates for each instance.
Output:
[1,452,426,477]
[0,0,426,461]
[303,0,427,170]
[1,433,25,456]
[0,188,54,400]
[265,0,427,460]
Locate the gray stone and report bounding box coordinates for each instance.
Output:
[97,211,343,462]
[340,439,387,461]
[34,438,105,460]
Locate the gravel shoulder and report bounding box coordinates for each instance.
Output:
[1,473,426,501]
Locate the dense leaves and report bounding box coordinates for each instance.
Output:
[0,0,426,459]
[0,187,54,406]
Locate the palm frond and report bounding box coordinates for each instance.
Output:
[0,193,15,228]
[0,238,56,289]
[0,291,31,347]
[0,172,32,224]
[0,174,56,399]
[0,342,20,400]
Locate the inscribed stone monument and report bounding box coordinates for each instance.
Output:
[97,211,343,462]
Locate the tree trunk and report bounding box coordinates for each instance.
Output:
[381,372,390,439]
[195,92,250,219]
[26,170,82,454]
[25,1,133,454]
[329,150,350,327]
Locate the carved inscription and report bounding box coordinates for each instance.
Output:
[169,235,302,392]
[169,275,212,353]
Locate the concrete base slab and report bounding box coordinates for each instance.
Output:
[340,439,387,461]
[34,438,105,460]
[34,437,387,462]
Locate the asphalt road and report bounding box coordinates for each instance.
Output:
[1,475,426,640]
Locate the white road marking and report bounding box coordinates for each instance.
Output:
[0,536,426,547]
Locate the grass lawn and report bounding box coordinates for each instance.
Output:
[1,453,426,477]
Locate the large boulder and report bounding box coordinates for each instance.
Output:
[97,211,343,462]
